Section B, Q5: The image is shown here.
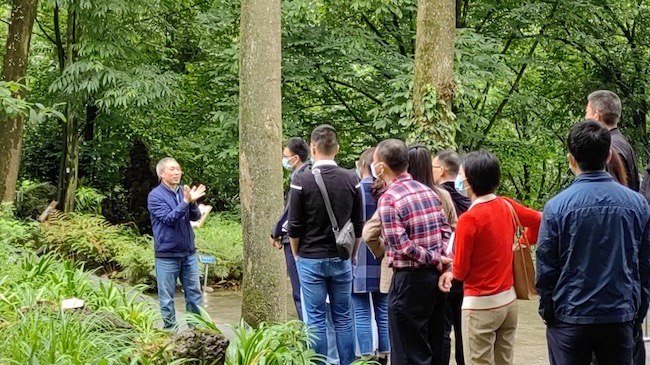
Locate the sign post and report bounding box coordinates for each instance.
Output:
[198,254,216,306]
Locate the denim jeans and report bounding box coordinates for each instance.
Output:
[297,257,355,365]
[155,254,203,329]
[352,292,390,356]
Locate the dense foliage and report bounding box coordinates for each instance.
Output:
[1,203,243,287]
[5,0,648,211]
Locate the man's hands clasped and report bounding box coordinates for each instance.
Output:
[183,184,206,204]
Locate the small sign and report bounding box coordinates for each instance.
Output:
[199,255,216,264]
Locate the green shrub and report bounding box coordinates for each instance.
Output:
[195,215,243,282]
[226,320,323,365]
[0,250,168,364]
[0,202,42,247]
[14,180,57,219]
[75,186,107,215]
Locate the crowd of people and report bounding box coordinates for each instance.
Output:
[271,90,650,365]
[143,89,650,365]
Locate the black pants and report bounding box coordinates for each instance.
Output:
[547,321,634,365]
[590,320,645,365]
[283,242,302,320]
[443,281,464,365]
[389,267,446,365]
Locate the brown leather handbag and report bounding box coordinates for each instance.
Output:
[504,200,539,300]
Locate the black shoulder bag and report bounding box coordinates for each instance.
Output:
[312,168,356,260]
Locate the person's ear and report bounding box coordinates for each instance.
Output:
[336,144,340,155]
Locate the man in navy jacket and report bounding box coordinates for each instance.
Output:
[537,120,650,365]
[148,157,206,330]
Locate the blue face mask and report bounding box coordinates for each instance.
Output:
[282,156,296,171]
[454,175,469,197]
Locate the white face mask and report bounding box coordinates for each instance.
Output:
[371,162,382,179]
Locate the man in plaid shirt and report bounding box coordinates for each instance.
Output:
[373,139,452,365]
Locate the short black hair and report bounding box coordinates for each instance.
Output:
[286,137,309,162]
[376,139,409,174]
[568,120,611,172]
[435,149,461,176]
[462,150,500,196]
[587,90,621,127]
[311,124,338,155]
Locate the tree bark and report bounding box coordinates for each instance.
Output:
[56,2,79,212]
[239,0,286,325]
[0,0,39,202]
[411,0,456,149]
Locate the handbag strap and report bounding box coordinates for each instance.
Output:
[503,199,530,246]
[312,168,340,233]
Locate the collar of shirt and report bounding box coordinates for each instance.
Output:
[469,193,497,210]
[361,176,374,183]
[313,160,338,168]
[390,173,413,184]
[291,164,308,179]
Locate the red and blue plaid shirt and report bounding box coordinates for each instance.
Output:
[378,174,451,269]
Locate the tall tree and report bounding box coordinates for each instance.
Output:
[0,0,39,202]
[411,0,456,150]
[239,0,286,325]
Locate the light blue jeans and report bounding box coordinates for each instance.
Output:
[155,254,203,329]
[352,291,390,355]
[297,257,355,365]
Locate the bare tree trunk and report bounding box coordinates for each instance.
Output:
[239,0,286,325]
[411,0,457,150]
[56,2,79,212]
[0,0,39,202]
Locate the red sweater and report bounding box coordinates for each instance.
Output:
[453,196,541,301]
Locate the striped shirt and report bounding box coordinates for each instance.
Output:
[378,174,451,269]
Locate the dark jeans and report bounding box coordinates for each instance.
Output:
[389,267,446,365]
[547,321,634,365]
[283,243,302,320]
[590,320,645,365]
[443,281,464,365]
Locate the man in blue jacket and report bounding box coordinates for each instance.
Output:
[537,120,650,365]
[148,157,206,330]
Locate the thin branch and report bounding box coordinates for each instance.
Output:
[35,17,57,45]
[323,77,383,105]
[323,76,364,124]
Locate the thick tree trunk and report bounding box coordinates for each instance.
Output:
[0,0,39,202]
[411,0,456,149]
[239,0,286,325]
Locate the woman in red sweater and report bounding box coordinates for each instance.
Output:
[439,150,541,365]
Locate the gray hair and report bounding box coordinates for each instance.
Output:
[587,90,621,127]
[156,157,178,178]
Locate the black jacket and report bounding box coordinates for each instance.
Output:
[287,161,363,259]
[272,164,310,243]
[609,128,640,192]
[440,181,471,217]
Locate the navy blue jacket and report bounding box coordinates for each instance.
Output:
[148,183,201,258]
[536,172,650,325]
[272,164,310,243]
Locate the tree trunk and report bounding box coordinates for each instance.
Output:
[56,2,79,212]
[0,0,39,202]
[239,0,286,325]
[411,0,456,150]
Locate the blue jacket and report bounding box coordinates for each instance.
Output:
[536,172,650,325]
[148,183,202,258]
